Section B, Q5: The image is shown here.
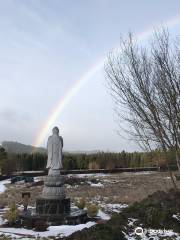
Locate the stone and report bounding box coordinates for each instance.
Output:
[33,126,87,225]
[36,127,69,215]
[36,198,70,215]
[46,126,63,173]
[40,127,66,201]
[42,175,65,199]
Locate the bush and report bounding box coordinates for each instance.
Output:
[76,198,86,209]
[87,204,99,218]
[34,220,48,231]
[175,174,180,181]
[0,234,12,240]
[3,203,19,226]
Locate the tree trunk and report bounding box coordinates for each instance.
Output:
[166,161,177,191]
[175,150,180,173]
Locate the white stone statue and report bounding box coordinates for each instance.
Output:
[46,126,63,175]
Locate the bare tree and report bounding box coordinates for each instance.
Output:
[105,29,180,189]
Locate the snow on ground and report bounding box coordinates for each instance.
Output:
[0,217,4,226]
[66,184,79,189]
[173,214,180,222]
[34,176,44,182]
[89,182,104,187]
[97,210,110,220]
[124,218,180,240]
[102,179,120,184]
[124,228,180,240]
[15,171,44,174]
[0,221,96,239]
[163,176,171,180]
[68,171,157,178]
[0,179,10,194]
[126,171,156,176]
[100,203,128,213]
[128,218,137,227]
[68,173,111,178]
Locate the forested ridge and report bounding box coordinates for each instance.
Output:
[0,145,179,174]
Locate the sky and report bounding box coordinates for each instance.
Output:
[0,0,180,152]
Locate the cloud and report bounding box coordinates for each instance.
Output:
[0,109,30,124]
[0,109,34,145]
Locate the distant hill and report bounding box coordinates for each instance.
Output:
[1,141,100,155]
[2,141,47,154]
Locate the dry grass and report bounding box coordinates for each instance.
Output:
[65,172,179,204]
[0,171,179,208]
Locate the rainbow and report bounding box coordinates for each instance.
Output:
[34,14,180,148]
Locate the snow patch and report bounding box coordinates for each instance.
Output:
[66,184,79,189]
[101,203,128,213]
[0,179,10,194]
[34,176,43,182]
[90,182,104,187]
[173,214,180,222]
[133,171,156,175]
[97,210,110,220]
[68,173,111,178]
[124,227,180,240]
[128,218,137,226]
[0,221,96,238]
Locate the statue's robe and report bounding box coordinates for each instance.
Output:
[46,134,63,169]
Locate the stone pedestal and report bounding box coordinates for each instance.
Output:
[22,127,88,226]
[36,198,70,215]
[42,175,65,199]
[34,172,87,225]
[36,174,70,216]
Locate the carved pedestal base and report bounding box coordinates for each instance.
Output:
[42,175,65,199]
[36,173,70,216]
[36,198,70,215]
[34,169,88,224]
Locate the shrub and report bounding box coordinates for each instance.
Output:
[175,174,180,181]
[144,206,172,227]
[87,204,99,218]
[34,220,48,231]
[0,234,12,240]
[76,198,86,209]
[3,203,19,226]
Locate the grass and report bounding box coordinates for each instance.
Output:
[63,189,180,240]
[0,172,180,209]
[0,172,180,240]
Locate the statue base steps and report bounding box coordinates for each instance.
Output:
[36,198,70,215]
[29,168,88,226]
[31,174,87,225]
[20,207,87,226]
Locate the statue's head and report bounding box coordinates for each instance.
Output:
[52,126,59,135]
